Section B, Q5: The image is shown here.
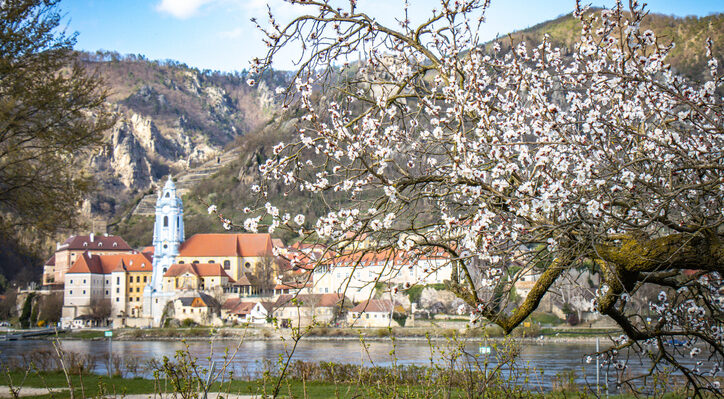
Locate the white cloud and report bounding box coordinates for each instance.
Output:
[156,0,212,19]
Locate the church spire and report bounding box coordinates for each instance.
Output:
[149,176,184,291]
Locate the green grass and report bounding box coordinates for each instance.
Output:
[1,371,698,398]
[55,330,106,340]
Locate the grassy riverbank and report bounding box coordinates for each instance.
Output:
[0,371,691,398]
[49,325,622,342]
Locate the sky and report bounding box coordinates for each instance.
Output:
[61,0,724,72]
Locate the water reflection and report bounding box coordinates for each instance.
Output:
[0,338,704,392]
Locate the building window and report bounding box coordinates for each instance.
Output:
[116,288,119,293]
[105,280,109,284]
[165,192,170,198]
[105,290,109,295]
[209,260,215,263]
[116,298,119,302]
[136,287,140,292]
[223,260,230,270]
[69,290,73,295]
[82,290,86,295]
[245,262,251,268]
[70,280,73,284]
[193,260,199,264]
[143,276,147,282]
[83,279,86,284]
[179,261,185,264]
[136,276,140,283]
[116,277,120,284]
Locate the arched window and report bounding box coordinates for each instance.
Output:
[165,192,170,198]
[223,260,230,270]
[163,216,168,227]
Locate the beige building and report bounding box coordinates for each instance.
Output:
[61,251,153,326]
[272,293,349,328]
[348,299,405,328]
[173,293,221,325]
[162,263,234,293]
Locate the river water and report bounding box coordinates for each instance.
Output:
[0,338,706,392]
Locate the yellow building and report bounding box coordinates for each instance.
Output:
[175,233,275,282]
[162,263,234,292]
[61,252,153,324]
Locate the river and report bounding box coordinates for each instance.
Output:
[0,338,706,393]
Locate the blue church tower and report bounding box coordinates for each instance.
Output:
[151,177,184,288]
[143,176,184,323]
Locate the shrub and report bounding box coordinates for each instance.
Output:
[181,318,197,327]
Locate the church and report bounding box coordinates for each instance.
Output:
[61,176,277,328]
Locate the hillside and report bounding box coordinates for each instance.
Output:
[493,10,723,82]
[77,52,289,218]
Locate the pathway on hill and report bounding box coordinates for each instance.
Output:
[131,147,242,217]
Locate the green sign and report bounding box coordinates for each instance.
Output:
[104,331,113,337]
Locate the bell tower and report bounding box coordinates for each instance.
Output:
[143,176,184,323]
[150,176,184,290]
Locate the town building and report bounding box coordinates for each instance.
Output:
[175,233,276,283]
[172,292,221,326]
[348,299,406,328]
[43,234,132,287]
[162,263,235,293]
[61,251,152,326]
[221,298,272,324]
[272,293,349,328]
[311,249,453,301]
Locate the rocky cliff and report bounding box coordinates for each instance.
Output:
[78,52,288,217]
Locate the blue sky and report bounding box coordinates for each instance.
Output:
[62,0,724,72]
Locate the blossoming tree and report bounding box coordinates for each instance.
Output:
[242,0,722,393]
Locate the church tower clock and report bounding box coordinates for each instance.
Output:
[150,176,184,289]
[143,176,184,323]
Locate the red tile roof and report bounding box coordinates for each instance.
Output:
[66,252,152,274]
[350,299,403,313]
[163,263,234,281]
[229,301,256,315]
[44,255,55,266]
[58,235,132,251]
[178,233,273,258]
[222,298,243,310]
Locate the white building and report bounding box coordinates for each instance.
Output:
[61,252,153,326]
[311,249,453,301]
[348,299,405,328]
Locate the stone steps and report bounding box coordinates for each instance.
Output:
[131,147,241,217]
